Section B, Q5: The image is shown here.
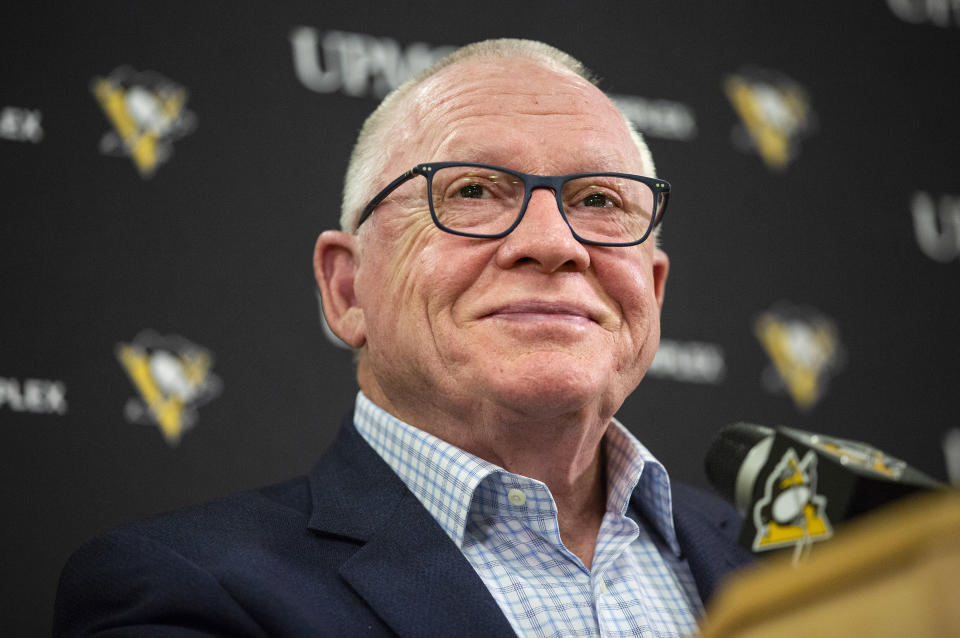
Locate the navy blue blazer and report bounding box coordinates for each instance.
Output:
[55,419,754,637]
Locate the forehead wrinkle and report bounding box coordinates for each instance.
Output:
[413,61,594,107]
[434,138,636,175]
[429,114,639,173]
[409,60,605,126]
[425,91,619,127]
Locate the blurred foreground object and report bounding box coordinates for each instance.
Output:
[698,491,960,638]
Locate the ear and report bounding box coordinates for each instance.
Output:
[313,230,366,348]
[651,248,670,310]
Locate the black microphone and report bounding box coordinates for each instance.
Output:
[705,423,944,554]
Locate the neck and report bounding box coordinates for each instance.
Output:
[359,369,612,568]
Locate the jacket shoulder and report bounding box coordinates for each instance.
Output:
[673,481,743,532]
[53,472,385,637]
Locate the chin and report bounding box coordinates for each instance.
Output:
[482,354,615,418]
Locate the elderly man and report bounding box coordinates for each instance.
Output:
[55,39,752,637]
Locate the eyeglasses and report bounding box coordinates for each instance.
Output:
[355,162,670,247]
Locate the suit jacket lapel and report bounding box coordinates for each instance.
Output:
[307,421,516,637]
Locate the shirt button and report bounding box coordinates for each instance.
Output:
[507,489,527,506]
[598,580,608,594]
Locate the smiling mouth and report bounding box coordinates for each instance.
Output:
[484,301,597,325]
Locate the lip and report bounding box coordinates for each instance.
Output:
[482,300,600,324]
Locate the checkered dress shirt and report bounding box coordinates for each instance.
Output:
[353,391,704,637]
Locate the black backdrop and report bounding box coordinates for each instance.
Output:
[3,2,958,634]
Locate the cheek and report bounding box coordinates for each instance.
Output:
[412,239,496,332]
[360,213,442,305]
[381,215,438,291]
[359,217,488,338]
[601,254,661,344]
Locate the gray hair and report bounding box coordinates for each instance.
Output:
[339,38,657,235]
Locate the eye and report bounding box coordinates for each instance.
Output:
[581,192,612,207]
[458,182,485,198]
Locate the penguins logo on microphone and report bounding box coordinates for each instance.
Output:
[752,447,833,551]
[116,331,222,446]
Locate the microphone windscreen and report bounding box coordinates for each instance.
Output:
[705,422,772,504]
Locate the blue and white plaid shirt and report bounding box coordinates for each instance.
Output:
[353,391,704,637]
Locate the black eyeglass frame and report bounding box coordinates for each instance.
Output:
[354,162,671,247]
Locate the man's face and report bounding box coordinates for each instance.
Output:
[338,59,668,424]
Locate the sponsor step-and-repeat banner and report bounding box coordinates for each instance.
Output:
[2,2,958,634]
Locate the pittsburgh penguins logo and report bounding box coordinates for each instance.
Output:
[752,448,833,552]
[755,302,845,411]
[91,66,197,178]
[724,67,817,171]
[116,331,221,446]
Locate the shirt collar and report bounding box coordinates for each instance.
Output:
[604,414,683,556]
[352,390,682,556]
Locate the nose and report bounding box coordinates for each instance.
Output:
[494,187,591,273]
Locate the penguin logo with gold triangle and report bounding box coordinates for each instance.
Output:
[116,331,221,446]
[91,66,197,178]
[752,447,833,552]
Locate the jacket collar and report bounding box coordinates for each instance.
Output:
[670,482,756,602]
[307,419,518,637]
